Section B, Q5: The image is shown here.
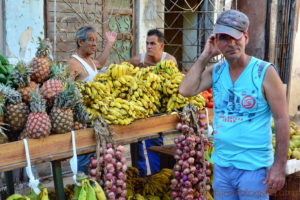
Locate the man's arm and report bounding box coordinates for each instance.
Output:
[129,55,141,67]
[95,31,117,69]
[179,34,220,97]
[263,66,289,195]
[67,58,86,81]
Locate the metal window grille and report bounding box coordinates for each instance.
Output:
[155,0,232,70]
[274,0,297,84]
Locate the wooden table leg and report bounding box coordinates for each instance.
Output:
[4,171,14,195]
[130,143,138,168]
[51,160,65,200]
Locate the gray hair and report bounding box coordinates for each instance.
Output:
[75,26,96,49]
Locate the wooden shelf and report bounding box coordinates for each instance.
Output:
[0,114,180,172]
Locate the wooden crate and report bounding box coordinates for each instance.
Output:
[270,172,300,200]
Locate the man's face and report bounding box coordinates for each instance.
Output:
[216,32,248,62]
[79,32,97,55]
[146,35,164,57]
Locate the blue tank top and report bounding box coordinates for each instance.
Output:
[211,56,274,170]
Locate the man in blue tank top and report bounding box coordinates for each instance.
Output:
[179,10,289,200]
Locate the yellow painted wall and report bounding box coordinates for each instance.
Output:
[288,9,300,117]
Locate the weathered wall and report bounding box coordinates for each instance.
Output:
[288,3,300,117]
[4,0,44,64]
[136,0,164,54]
[46,0,104,63]
[237,0,267,60]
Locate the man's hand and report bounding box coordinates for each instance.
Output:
[105,31,118,44]
[202,34,221,59]
[264,163,286,195]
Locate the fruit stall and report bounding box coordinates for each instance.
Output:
[1,45,300,200]
[0,114,181,199]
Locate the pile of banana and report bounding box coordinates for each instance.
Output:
[6,187,49,200]
[48,173,106,200]
[78,60,206,125]
[126,167,173,200]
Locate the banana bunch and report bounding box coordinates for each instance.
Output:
[6,194,30,200]
[8,187,50,200]
[78,60,206,125]
[125,167,173,200]
[135,67,163,91]
[142,168,173,197]
[68,179,106,200]
[155,60,178,78]
[0,54,15,86]
[162,73,184,96]
[107,62,139,79]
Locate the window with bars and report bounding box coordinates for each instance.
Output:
[155,0,228,70]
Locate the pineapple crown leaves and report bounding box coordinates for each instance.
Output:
[73,102,90,123]
[30,88,47,113]
[54,81,82,109]
[0,91,5,115]
[0,83,23,104]
[12,61,33,88]
[49,62,68,81]
[36,37,52,58]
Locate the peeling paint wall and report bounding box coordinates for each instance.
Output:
[136,0,164,54]
[4,0,44,64]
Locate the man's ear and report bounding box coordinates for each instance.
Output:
[78,39,85,47]
[160,43,165,49]
[244,32,249,44]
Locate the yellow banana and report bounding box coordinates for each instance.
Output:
[7,194,30,200]
[78,180,88,200]
[38,188,49,200]
[89,179,107,200]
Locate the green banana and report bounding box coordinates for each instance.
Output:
[6,193,30,200]
[72,184,83,200]
[89,179,107,200]
[78,180,88,200]
[86,180,97,200]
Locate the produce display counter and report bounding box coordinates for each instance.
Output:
[0,114,180,199]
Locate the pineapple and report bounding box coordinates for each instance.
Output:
[50,81,82,134]
[13,61,38,104]
[0,84,29,132]
[0,91,5,123]
[73,102,90,130]
[21,88,51,139]
[40,63,66,107]
[30,37,52,83]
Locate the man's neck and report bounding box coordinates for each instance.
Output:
[228,54,250,70]
[147,52,163,63]
[76,49,92,60]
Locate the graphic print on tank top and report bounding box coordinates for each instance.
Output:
[213,57,271,123]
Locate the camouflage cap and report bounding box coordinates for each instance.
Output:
[213,10,249,39]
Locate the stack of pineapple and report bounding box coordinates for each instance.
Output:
[0,38,89,140]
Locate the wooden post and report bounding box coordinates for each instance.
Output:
[51,160,65,200]
[4,171,14,195]
[130,143,139,168]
